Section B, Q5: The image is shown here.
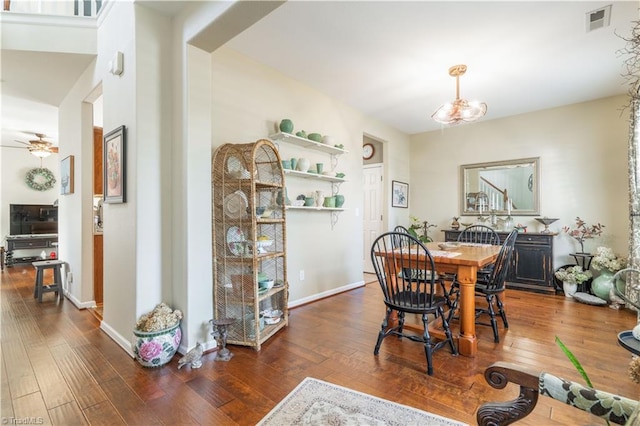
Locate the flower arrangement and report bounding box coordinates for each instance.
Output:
[408,215,437,243]
[135,302,183,332]
[562,217,605,253]
[554,265,592,284]
[591,246,626,272]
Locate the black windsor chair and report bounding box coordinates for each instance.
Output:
[371,231,457,376]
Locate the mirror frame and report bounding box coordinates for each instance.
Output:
[460,157,540,216]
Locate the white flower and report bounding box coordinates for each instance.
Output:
[555,265,592,284]
[591,246,625,272]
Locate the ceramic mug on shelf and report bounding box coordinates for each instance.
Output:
[316,163,324,174]
[290,158,298,170]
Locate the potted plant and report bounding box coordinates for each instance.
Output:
[554,265,592,298]
[407,215,437,243]
[562,217,604,254]
[133,303,183,368]
[590,246,627,302]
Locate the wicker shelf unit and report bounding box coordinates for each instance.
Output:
[212,139,288,350]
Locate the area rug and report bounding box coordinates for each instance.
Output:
[257,377,467,425]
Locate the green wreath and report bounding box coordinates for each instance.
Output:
[25,168,56,191]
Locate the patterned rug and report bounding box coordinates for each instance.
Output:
[257,377,467,425]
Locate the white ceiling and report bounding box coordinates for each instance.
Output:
[1,1,637,149]
[225,1,638,134]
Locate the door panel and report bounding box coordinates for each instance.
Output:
[363,165,383,273]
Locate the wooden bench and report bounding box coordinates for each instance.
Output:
[476,361,638,425]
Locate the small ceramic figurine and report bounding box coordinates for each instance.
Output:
[177,342,203,369]
[451,217,460,230]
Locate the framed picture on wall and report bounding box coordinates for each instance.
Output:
[103,125,126,204]
[392,180,408,208]
[60,155,74,195]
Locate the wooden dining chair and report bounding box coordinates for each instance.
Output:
[371,231,457,376]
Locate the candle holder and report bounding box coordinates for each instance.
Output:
[210,318,235,361]
[535,217,559,234]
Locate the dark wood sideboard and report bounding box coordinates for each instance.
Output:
[442,230,556,294]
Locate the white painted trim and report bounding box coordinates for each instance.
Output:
[288,280,365,309]
[63,291,96,309]
[100,320,135,358]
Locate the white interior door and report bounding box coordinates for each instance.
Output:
[363,164,383,273]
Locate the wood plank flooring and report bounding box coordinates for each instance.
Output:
[2,266,638,425]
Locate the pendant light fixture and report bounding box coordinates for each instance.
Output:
[432,64,487,125]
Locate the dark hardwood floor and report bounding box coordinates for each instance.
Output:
[2,265,638,425]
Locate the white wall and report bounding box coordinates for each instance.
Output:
[409,95,629,267]
[210,47,411,305]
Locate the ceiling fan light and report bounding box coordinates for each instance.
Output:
[30,149,52,158]
[432,64,486,125]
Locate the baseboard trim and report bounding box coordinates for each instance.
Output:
[64,291,96,309]
[100,320,135,358]
[289,280,365,309]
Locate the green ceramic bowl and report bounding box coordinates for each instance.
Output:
[308,133,322,143]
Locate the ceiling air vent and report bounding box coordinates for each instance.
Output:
[586,5,612,32]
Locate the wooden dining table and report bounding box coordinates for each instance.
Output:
[375,241,501,357]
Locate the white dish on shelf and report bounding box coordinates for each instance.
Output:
[223,190,248,219]
[262,309,283,325]
[226,226,248,256]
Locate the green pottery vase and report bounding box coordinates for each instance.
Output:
[591,269,615,301]
[279,119,294,134]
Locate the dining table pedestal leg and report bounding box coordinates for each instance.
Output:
[456,266,478,357]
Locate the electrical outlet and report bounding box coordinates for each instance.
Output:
[299,270,305,281]
[67,272,73,283]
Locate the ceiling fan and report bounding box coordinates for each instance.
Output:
[2,133,59,158]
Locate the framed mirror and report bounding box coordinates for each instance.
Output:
[460,157,540,216]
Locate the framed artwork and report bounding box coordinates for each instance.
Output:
[60,155,74,195]
[103,125,126,203]
[392,180,408,208]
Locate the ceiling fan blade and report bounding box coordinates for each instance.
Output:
[14,140,32,147]
[1,145,28,150]
[50,147,59,153]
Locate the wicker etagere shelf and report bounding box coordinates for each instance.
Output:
[212,139,288,350]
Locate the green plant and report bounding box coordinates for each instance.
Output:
[556,337,610,426]
[407,215,437,243]
[555,336,594,387]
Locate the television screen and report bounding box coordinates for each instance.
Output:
[9,204,58,235]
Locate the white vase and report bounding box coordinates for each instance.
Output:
[297,158,310,172]
[563,281,578,298]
